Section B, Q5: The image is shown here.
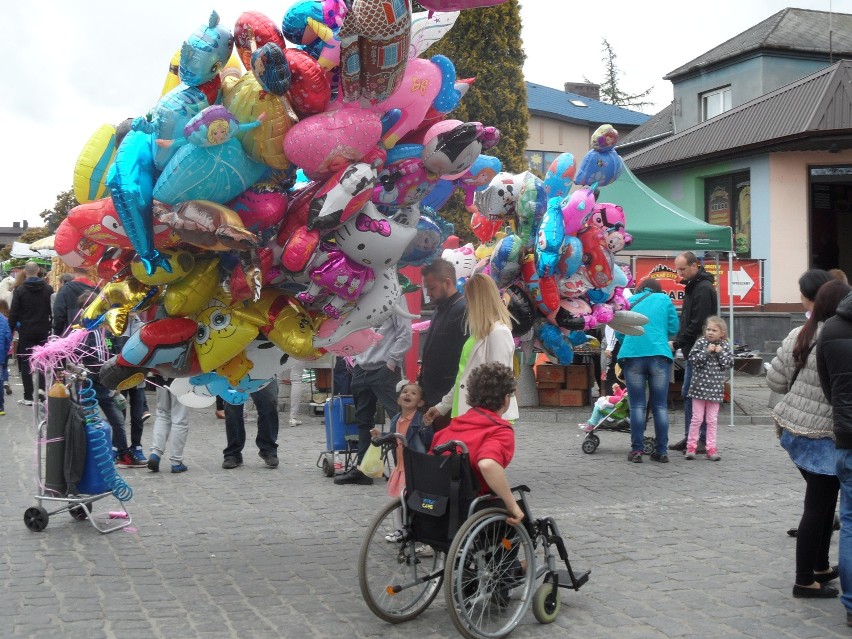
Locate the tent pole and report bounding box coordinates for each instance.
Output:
[729,250,734,428]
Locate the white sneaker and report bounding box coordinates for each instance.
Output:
[288,418,302,427]
[415,544,434,557]
[17,399,33,406]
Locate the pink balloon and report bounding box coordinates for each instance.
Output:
[315,316,383,356]
[228,181,288,232]
[283,108,383,179]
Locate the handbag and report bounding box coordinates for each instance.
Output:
[360,443,384,479]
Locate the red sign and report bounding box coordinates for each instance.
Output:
[633,258,761,307]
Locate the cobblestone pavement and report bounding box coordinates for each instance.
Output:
[1,372,849,638]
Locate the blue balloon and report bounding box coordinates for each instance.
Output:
[536,322,574,365]
[535,198,565,278]
[179,11,233,87]
[557,236,583,278]
[543,152,575,200]
[420,179,455,211]
[106,121,169,275]
[399,212,454,267]
[574,148,624,188]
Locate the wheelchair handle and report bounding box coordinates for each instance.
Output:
[432,439,469,455]
[371,432,405,447]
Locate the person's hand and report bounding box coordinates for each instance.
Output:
[506,502,525,526]
[423,406,441,424]
[668,340,675,352]
[386,362,396,372]
[707,344,715,353]
[604,350,612,358]
[369,427,380,438]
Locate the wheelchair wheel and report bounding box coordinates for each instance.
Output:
[359,500,444,623]
[444,507,536,639]
[532,582,560,623]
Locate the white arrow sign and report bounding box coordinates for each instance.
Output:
[729,267,754,300]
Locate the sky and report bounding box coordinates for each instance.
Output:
[3,0,846,228]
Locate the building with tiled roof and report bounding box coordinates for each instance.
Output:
[523,81,649,176]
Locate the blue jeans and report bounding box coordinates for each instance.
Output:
[94,379,130,454]
[223,381,279,461]
[682,361,706,441]
[351,364,402,463]
[623,356,671,455]
[836,449,852,612]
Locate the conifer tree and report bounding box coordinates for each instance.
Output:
[422,0,528,243]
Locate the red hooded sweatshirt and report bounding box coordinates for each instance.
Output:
[430,407,515,495]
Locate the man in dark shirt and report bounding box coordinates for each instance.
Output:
[419,258,468,429]
[668,251,718,452]
[8,262,53,405]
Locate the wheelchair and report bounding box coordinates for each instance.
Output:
[359,434,590,639]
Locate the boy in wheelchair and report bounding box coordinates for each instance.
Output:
[428,361,524,526]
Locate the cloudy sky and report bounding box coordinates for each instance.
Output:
[3,0,843,227]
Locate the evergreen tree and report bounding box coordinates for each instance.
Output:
[587,39,653,109]
[422,0,528,244]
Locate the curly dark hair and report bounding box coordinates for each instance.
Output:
[466,362,516,412]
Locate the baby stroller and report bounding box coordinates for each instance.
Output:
[579,386,656,455]
[359,433,589,639]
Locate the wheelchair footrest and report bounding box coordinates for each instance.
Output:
[547,568,590,590]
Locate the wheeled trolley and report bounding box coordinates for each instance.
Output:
[316,395,360,477]
[24,365,132,534]
[359,434,589,639]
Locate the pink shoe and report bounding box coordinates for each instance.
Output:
[578,423,595,433]
[706,448,721,461]
[685,447,696,460]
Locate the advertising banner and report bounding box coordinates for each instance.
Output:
[633,257,761,307]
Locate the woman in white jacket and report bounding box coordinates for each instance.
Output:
[424,274,518,423]
[767,274,849,599]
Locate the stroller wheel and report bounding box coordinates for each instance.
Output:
[643,437,656,455]
[581,437,599,454]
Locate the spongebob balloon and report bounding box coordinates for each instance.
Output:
[193,291,267,372]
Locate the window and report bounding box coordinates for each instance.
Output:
[570,99,587,107]
[378,43,400,69]
[701,86,732,121]
[704,171,750,256]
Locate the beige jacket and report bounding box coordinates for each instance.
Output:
[435,322,519,420]
[766,324,833,439]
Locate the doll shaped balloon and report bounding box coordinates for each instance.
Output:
[153,106,268,205]
[574,124,624,188]
[441,243,477,288]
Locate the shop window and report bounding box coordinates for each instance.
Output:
[704,171,750,256]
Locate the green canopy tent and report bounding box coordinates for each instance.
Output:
[598,165,738,424]
[600,166,733,251]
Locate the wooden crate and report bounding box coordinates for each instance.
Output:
[535,365,565,384]
[565,364,592,390]
[538,387,561,406]
[559,389,589,407]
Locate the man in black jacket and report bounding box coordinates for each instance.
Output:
[419,258,468,430]
[52,267,97,336]
[8,262,53,405]
[817,291,852,625]
[668,252,718,452]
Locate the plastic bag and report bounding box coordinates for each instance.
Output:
[360,443,384,479]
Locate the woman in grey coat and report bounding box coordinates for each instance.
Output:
[767,275,850,598]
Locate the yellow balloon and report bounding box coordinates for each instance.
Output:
[216,350,253,387]
[163,258,220,317]
[222,73,298,170]
[73,124,117,204]
[160,50,181,97]
[193,293,266,372]
[131,249,195,286]
[81,278,155,330]
[104,307,129,336]
[253,291,322,359]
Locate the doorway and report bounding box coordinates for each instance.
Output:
[810,166,852,278]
